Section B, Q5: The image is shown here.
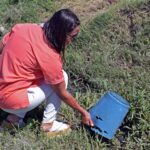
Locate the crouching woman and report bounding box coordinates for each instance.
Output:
[0,9,93,136]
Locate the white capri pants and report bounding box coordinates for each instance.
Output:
[2,71,68,123]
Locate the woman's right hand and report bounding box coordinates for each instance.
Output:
[81,110,94,127]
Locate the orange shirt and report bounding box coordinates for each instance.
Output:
[0,23,64,109]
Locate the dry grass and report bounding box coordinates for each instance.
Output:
[54,0,119,24]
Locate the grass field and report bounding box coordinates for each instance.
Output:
[0,0,150,149]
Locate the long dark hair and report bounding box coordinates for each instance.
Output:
[43,9,80,58]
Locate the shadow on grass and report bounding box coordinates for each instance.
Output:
[80,120,132,148]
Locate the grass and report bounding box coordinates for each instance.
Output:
[0,0,150,149]
[0,0,55,33]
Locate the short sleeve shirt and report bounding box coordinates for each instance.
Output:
[0,23,64,109]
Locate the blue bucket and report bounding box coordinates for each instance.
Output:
[89,91,130,139]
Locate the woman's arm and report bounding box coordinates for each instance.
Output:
[51,81,94,127]
[0,40,4,54]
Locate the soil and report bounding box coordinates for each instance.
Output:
[55,0,118,24]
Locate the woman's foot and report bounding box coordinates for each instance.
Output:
[0,114,25,130]
[40,120,71,137]
[7,114,21,123]
[40,122,53,132]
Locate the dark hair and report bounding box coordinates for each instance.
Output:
[43,9,80,58]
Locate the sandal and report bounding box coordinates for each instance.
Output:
[42,120,71,138]
[0,118,26,131]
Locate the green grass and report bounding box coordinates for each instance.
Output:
[0,0,150,149]
[0,0,55,33]
[66,0,150,148]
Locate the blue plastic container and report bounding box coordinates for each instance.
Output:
[89,91,130,139]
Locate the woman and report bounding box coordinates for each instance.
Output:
[0,9,93,136]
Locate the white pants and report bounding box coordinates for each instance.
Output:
[2,71,68,123]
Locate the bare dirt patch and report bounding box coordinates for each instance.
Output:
[55,0,118,24]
